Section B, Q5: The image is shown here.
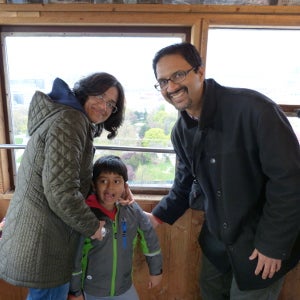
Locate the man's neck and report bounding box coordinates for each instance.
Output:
[187,112,199,120]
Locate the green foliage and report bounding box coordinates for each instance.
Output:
[146,104,177,135]
[134,158,174,183]
[14,137,23,144]
[13,108,28,136]
[133,110,147,122]
[142,128,170,147]
[138,123,149,139]
[121,152,152,170]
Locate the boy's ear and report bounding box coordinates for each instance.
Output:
[91,182,96,191]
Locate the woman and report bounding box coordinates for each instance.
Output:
[0,72,129,300]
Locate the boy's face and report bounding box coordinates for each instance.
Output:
[94,171,125,210]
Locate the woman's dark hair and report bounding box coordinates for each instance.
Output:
[73,72,125,139]
[152,42,202,78]
[92,155,128,183]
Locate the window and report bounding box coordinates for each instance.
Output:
[206,28,300,142]
[2,27,189,187]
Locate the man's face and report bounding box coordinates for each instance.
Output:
[155,54,204,117]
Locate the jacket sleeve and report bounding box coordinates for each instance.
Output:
[152,157,193,225]
[69,236,85,296]
[152,126,194,225]
[255,102,300,259]
[42,109,99,237]
[134,203,163,276]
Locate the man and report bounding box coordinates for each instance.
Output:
[148,42,300,299]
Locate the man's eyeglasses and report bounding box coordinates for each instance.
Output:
[94,95,118,114]
[154,67,195,91]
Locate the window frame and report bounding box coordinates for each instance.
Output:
[0,5,299,194]
[0,25,190,192]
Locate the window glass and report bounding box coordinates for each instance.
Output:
[206,28,300,142]
[3,32,184,187]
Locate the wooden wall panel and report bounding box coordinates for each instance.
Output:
[278,263,300,300]
[133,200,203,300]
[0,280,27,300]
[0,197,10,220]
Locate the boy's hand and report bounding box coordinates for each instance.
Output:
[148,274,162,289]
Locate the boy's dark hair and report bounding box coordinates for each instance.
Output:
[152,42,202,78]
[93,155,128,183]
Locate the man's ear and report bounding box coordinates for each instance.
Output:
[195,65,205,75]
[194,66,205,81]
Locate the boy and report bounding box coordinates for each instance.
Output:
[68,155,162,300]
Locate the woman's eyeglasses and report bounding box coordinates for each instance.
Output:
[94,95,118,113]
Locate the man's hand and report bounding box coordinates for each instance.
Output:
[144,211,160,229]
[249,248,282,279]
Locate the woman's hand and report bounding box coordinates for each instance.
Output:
[90,220,106,240]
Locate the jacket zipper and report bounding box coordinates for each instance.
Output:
[110,212,118,296]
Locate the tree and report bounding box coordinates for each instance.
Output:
[13,107,28,136]
[141,128,170,147]
[147,104,177,135]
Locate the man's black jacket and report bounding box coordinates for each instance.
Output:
[153,79,300,290]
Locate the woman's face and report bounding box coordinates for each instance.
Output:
[84,86,118,124]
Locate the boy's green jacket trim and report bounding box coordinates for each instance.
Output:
[70,202,162,297]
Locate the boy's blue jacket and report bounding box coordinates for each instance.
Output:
[70,194,163,297]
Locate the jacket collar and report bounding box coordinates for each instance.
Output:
[198,79,218,130]
[179,79,219,131]
[86,194,117,220]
